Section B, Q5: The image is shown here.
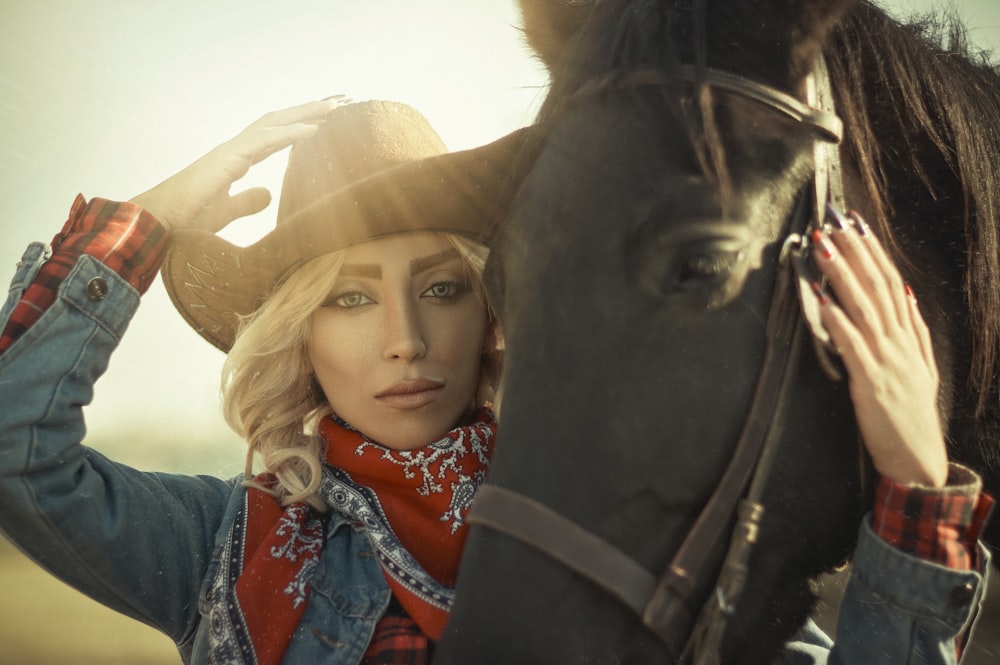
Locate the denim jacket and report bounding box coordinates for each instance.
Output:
[0,245,392,664]
[782,521,990,664]
[0,242,990,664]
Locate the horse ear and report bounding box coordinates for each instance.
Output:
[518,0,592,72]
[710,0,858,83]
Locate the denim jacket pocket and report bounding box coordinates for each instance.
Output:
[307,517,390,620]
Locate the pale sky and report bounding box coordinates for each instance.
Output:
[1,0,997,476]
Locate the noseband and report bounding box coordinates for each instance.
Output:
[469,58,846,663]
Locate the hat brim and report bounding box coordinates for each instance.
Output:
[162,126,540,352]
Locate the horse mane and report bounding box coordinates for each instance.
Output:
[828,3,1000,422]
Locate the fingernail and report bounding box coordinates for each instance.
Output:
[847,210,870,236]
[905,283,915,299]
[825,204,850,231]
[811,280,830,306]
[811,229,835,260]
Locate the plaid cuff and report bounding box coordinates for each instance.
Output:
[50,195,168,293]
[872,463,994,570]
[0,195,167,354]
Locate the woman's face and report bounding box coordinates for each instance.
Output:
[309,233,489,450]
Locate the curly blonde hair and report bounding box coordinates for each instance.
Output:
[222,234,497,510]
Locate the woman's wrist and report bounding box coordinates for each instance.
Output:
[870,463,991,569]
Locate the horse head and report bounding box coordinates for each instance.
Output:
[437,1,1000,663]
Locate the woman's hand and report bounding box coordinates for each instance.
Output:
[130,98,342,233]
[811,208,948,487]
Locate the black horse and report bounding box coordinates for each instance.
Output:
[436,1,1000,663]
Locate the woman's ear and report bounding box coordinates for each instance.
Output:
[477,314,505,405]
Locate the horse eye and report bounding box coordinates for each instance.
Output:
[632,242,746,309]
[678,251,743,284]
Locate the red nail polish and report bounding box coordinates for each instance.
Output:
[811,280,830,305]
[905,283,915,299]
[811,229,835,260]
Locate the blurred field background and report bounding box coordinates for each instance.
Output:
[2,0,1000,663]
[0,541,179,665]
[0,431,241,665]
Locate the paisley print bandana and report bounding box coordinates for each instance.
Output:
[321,407,495,639]
[206,408,496,665]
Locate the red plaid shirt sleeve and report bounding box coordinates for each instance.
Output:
[0,195,167,355]
[871,463,994,570]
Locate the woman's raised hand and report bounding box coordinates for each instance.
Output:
[130,98,342,233]
[812,208,948,488]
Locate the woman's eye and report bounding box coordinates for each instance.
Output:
[422,281,461,300]
[326,291,374,309]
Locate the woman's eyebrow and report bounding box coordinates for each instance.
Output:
[339,264,381,278]
[410,248,460,276]
[337,249,460,280]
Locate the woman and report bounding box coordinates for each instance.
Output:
[0,97,990,665]
[0,98,523,665]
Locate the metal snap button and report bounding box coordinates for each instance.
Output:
[85,276,109,302]
[948,581,975,606]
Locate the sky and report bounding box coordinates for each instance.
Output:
[1,0,998,476]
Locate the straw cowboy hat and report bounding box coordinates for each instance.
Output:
[162,100,537,352]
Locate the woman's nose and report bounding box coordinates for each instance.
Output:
[383,299,427,361]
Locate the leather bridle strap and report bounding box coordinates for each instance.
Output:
[567,65,843,143]
[469,59,844,655]
[472,485,658,613]
[682,57,846,665]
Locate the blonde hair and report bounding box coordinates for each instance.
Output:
[222,234,498,509]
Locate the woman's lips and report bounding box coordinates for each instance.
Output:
[376,378,445,409]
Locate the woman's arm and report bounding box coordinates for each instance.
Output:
[0,98,339,646]
[0,98,337,355]
[0,236,235,644]
[827,468,992,665]
[801,208,994,664]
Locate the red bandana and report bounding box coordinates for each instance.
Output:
[207,409,495,665]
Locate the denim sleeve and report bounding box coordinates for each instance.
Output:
[0,244,234,647]
[781,517,990,665]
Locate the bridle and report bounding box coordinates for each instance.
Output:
[468,58,847,663]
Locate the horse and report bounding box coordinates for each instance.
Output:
[435,1,1000,663]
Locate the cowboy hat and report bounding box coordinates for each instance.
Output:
[162,100,537,352]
